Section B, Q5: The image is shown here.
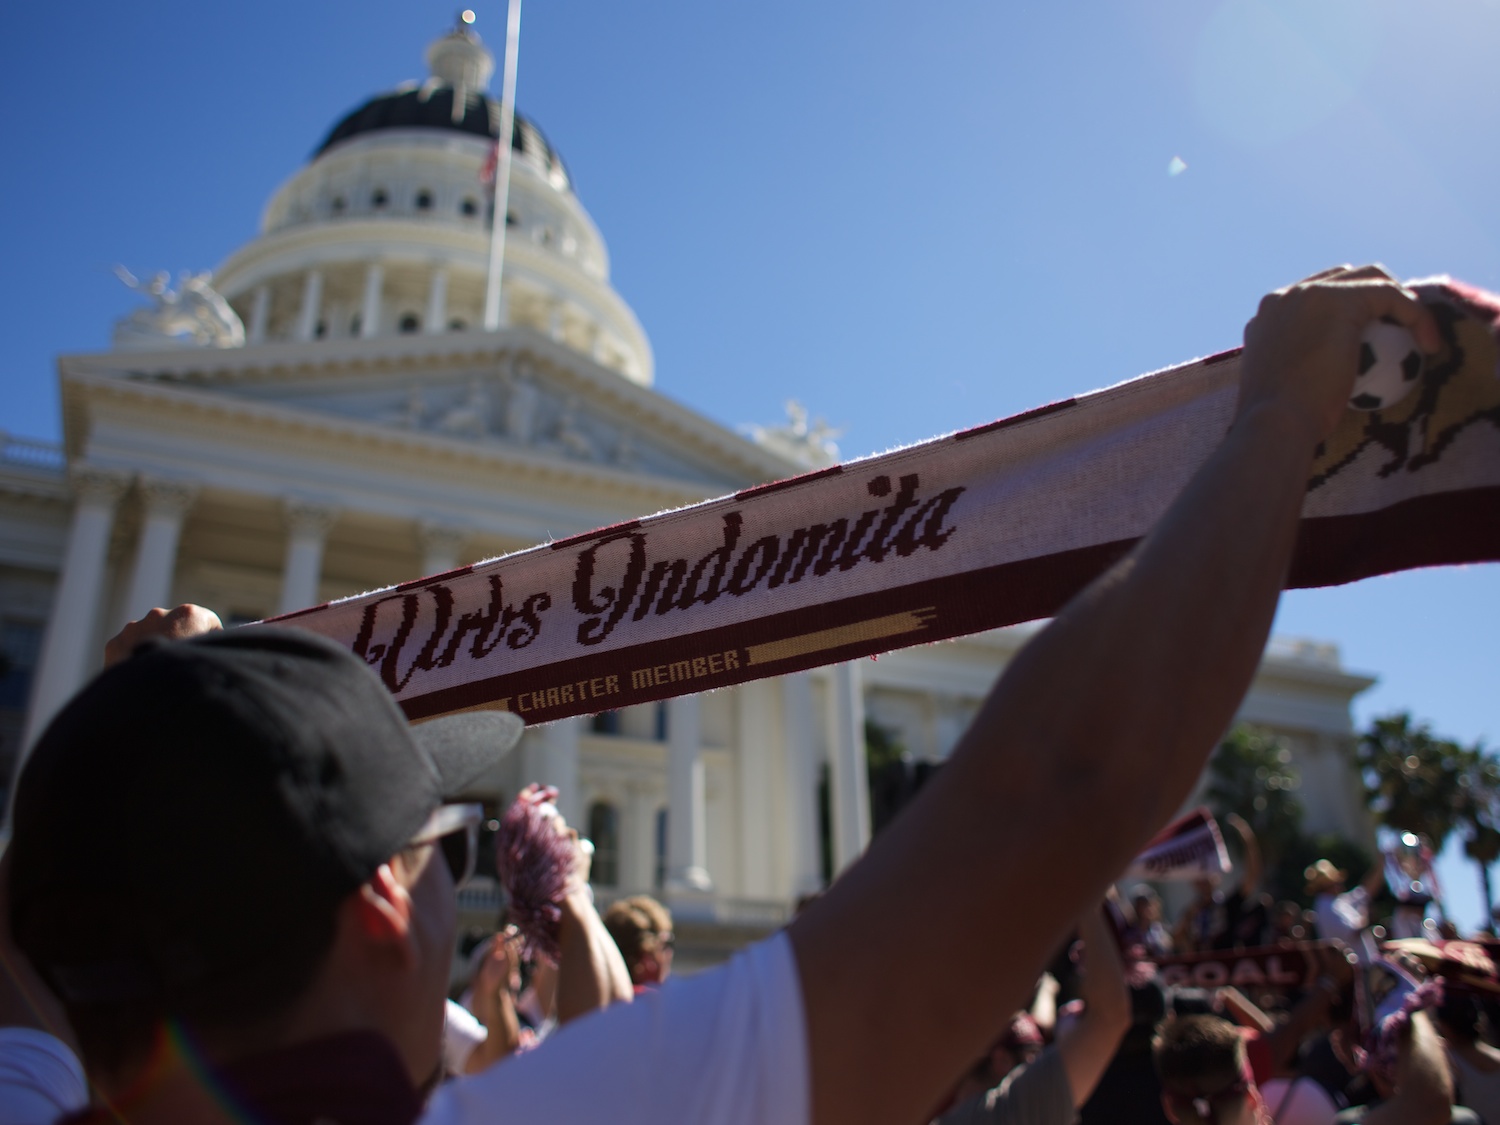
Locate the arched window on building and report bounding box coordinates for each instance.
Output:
[505,210,519,227]
[371,187,389,209]
[314,319,327,339]
[588,801,619,887]
[330,196,347,215]
[460,197,479,218]
[448,318,468,332]
[654,808,668,889]
[415,190,434,211]
[398,313,420,334]
[349,315,362,337]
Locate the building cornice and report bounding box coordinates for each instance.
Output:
[57,368,782,516]
[57,328,795,484]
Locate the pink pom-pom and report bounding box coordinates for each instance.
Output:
[494,787,579,964]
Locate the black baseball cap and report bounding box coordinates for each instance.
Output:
[8,625,523,1005]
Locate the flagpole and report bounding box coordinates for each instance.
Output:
[483,0,522,331]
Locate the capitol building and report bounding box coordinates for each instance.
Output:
[0,23,1379,966]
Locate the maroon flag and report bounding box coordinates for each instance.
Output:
[1124,807,1231,882]
[1155,942,1331,997]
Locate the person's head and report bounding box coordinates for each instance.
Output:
[8,627,522,1092]
[1154,1014,1260,1125]
[1132,885,1162,925]
[603,895,675,985]
[1304,859,1347,897]
[1270,900,1302,938]
[1168,987,1220,1019]
[1437,991,1484,1046]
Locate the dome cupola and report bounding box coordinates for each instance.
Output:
[202,19,651,383]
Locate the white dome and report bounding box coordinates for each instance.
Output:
[207,22,653,385]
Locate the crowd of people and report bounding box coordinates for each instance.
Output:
[0,267,1487,1125]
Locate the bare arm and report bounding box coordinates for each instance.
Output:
[1056,904,1130,1107]
[1256,947,1353,1076]
[1364,1012,1454,1125]
[554,890,634,1023]
[1217,986,1275,1036]
[463,933,525,1073]
[1029,973,1059,1042]
[788,268,1440,1125]
[1226,813,1263,897]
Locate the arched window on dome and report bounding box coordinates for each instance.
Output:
[330,196,347,216]
[460,197,479,218]
[371,188,389,209]
[415,190,434,211]
[587,801,619,887]
[398,313,420,334]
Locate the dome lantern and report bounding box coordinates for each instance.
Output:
[424,19,495,122]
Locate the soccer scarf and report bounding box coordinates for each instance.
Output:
[274,279,1500,724]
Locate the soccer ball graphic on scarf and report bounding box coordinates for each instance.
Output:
[1349,320,1424,411]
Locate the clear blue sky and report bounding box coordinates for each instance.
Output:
[2,1,1497,923]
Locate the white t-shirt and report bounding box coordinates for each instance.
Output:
[1260,1076,1338,1125]
[443,998,489,1075]
[1313,888,1368,946]
[424,931,808,1125]
[0,1028,88,1125]
[0,932,808,1125]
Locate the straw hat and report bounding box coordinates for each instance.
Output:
[1304,859,1347,895]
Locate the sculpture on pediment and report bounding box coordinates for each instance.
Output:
[436,379,491,439]
[553,397,595,461]
[112,267,246,350]
[392,385,427,429]
[503,375,539,444]
[611,432,638,469]
[745,400,842,468]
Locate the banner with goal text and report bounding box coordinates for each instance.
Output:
[271,279,1500,724]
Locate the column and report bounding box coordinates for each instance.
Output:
[294,269,323,342]
[624,783,658,892]
[424,266,449,334]
[417,519,467,576]
[247,284,271,344]
[276,498,339,616]
[19,466,131,752]
[360,263,384,339]
[735,680,776,898]
[826,661,871,874]
[782,671,823,896]
[122,477,198,623]
[666,694,711,892]
[543,718,581,828]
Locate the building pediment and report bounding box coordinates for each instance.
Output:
[59,328,795,493]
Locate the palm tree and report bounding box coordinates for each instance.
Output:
[1356,713,1464,846]
[1455,745,1500,934]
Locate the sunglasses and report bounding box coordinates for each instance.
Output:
[407,803,484,889]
